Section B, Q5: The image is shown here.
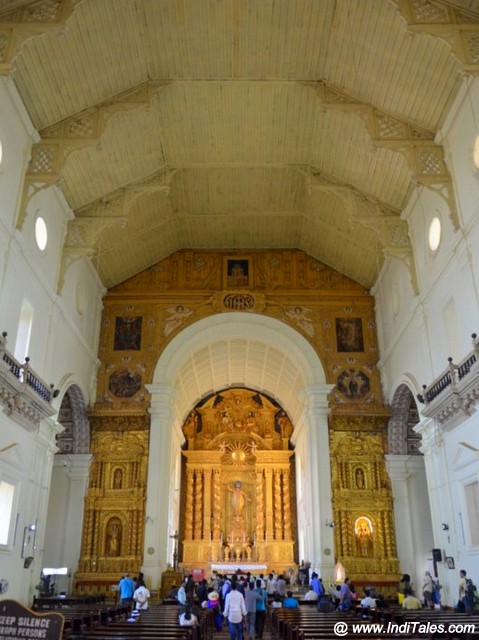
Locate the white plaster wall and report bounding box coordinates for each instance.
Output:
[375,75,479,607]
[0,77,102,604]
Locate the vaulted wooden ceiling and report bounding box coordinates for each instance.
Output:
[2,0,479,289]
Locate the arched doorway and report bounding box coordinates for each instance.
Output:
[386,383,434,593]
[143,312,335,586]
[43,384,91,591]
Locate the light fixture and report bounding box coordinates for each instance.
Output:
[441,523,449,531]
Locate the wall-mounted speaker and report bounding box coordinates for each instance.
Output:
[432,548,442,562]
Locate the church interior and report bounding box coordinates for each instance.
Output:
[1,0,479,610]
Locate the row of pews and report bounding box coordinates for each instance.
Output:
[271,604,479,640]
[33,596,213,640]
[32,595,131,637]
[80,605,213,640]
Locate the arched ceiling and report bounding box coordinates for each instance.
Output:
[154,313,326,426]
[2,0,479,289]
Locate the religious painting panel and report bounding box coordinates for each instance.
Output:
[335,317,364,352]
[108,368,142,398]
[337,369,370,399]
[113,316,142,350]
[224,257,250,288]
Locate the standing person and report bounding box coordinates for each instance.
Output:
[254,579,267,640]
[276,575,287,598]
[133,581,150,611]
[266,572,277,596]
[118,573,135,609]
[339,578,352,611]
[459,569,475,614]
[177,582,187,607]
[310,572,325,597]
[223,581,246,640]
[422,571,434,609]
[245,580,261,640]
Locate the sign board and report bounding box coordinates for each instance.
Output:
[0,600,63,640]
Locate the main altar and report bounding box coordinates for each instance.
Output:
[179,388,297,573]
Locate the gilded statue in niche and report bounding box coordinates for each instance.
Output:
[355,516,373,558]
[228,480,249,519]
[113,468,123,489]
[105,518,122,557]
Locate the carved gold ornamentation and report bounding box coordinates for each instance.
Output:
[329,415,399,593]
[180,388,296,572]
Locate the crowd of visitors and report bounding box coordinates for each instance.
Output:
[117,565,477,639]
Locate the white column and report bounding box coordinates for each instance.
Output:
[45,454,92,584]
[414,418,455,606]
[143,383,179,587]
[23,416,63,603]
[386,454,434,594]
[294,384,335,578]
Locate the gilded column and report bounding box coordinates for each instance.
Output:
[274,470,283,539]
[282,469,292,540]
[212,469,221,540]
[194,469,203,539]
[255,469,264,541]
[203,468,212,541]
[265,469,274,541]
[184,469,194,540]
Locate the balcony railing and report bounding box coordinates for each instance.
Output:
[418,333,479,426]
[0,331,57,429]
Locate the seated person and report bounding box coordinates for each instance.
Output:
[270,593,283,608]
[179,604,198,626]
[402,593,422,610]
[318,595,333,612]
[166,585,178,600]
[360,589,377,609]
[283,590,299,608]
[304,587,319,601]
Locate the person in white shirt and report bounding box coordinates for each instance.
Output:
[304,588,319,601]
[223,582,247,640]
[179,604,198,627]
[133,583,150,611]
[360,589,377,609]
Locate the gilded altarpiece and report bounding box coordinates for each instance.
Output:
[75,415,149,592]
[79,249,400,589]
[180,388,296,573]
[329,415,400,591]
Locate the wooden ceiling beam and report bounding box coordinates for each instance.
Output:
[0,0,80,75]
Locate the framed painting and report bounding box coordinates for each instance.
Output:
[335,317,364,352]
[224,257,250,288]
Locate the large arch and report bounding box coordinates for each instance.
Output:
[386,382,433,595]
[143,312,335,584]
